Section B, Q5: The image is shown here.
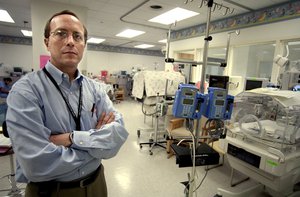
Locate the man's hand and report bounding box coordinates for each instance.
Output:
[50,133,72,147]
[95,111,115,129]
[49,112,115,147]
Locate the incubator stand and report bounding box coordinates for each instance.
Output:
[219,90,300,197]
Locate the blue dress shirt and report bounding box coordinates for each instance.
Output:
[6,62,129,183]
[0,80,11,98]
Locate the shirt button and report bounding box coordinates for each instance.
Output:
[80,141,83,145]
[82,171,85,175]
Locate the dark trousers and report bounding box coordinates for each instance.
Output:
[25,165,107,197]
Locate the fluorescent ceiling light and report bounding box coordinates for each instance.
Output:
[149,7,199,25]
[158,39,167,43]
[210,53,226,57]
[87,37,105,44]
[134,44,154,49]
[0,9,15,23]
[21,30,32,37]
[116,29,145,38]
[288,41,300,46]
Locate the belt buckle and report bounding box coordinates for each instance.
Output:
[79,177,90,188]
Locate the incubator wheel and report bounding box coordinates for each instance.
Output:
[149,151,153,155]
[140,145,142,149]
[213,194,222,197]
[137,130,140,138]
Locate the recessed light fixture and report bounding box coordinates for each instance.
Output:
[116,29,145,38]
[0,9,15,23]
[87,37,105,44]
[210,53,226,57]
[150,5,162,10]
[158,39,167,43]
[134,44,154,49]
[21,30,32,37]
[149,7,199,25]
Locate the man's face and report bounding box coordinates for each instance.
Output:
[44,14,86,71]
[4,80,11,85]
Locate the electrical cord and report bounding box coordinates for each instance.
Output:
[141,99,159,116]
[203,119,225,143]
[181,118,197,196]
[183,132,209,196]
[194,168,208,192]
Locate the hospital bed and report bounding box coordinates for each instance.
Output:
[131,70,185,100]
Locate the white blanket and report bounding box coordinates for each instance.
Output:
[132,71,185,99]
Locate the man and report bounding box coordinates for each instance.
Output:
[6,10,128,197]
[0,77,12,98]
[0,77,12,123]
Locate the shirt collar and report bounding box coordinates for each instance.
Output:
[44,61,83,85]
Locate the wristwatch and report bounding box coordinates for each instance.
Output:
[69,132,74,145]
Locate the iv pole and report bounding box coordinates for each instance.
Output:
[164,0,232,196]
[165,0,214,196]
[190,1,213,196]
[165,0,215,148]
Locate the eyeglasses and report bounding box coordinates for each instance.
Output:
[50,29,84,43]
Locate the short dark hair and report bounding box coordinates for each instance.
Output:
[4,77,12,82]
[44,10,88,43]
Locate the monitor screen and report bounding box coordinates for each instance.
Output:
[245,79,263,91]
[13,67,23,73]
[208,75,229,89]
[120,71,127,75]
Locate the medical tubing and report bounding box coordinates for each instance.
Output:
[141,101,159,116]
[193,169,208,192]
[239,114,263,137]
[204,119,224,136]
[190,129,197,196]
[182,119,197,196]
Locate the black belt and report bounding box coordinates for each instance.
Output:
[32,165,101,196]
[59,165,100,189]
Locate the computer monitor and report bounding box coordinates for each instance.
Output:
[208,75,229,89]
[13,67,23,73]
[244,77,269,91]
[120,71,127,76]
[11,67,23,77]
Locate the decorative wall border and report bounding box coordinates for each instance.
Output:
[171,0,300,41]
[87,44,164,57]
[0,35,164,57]
[0,35,32,45]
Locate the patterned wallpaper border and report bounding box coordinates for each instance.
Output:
[0,35,32,45]
[0,35,164,57]
[87,44,164,57]
[171,0,300,41]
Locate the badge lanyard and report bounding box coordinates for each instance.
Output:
[43,67,82,130]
